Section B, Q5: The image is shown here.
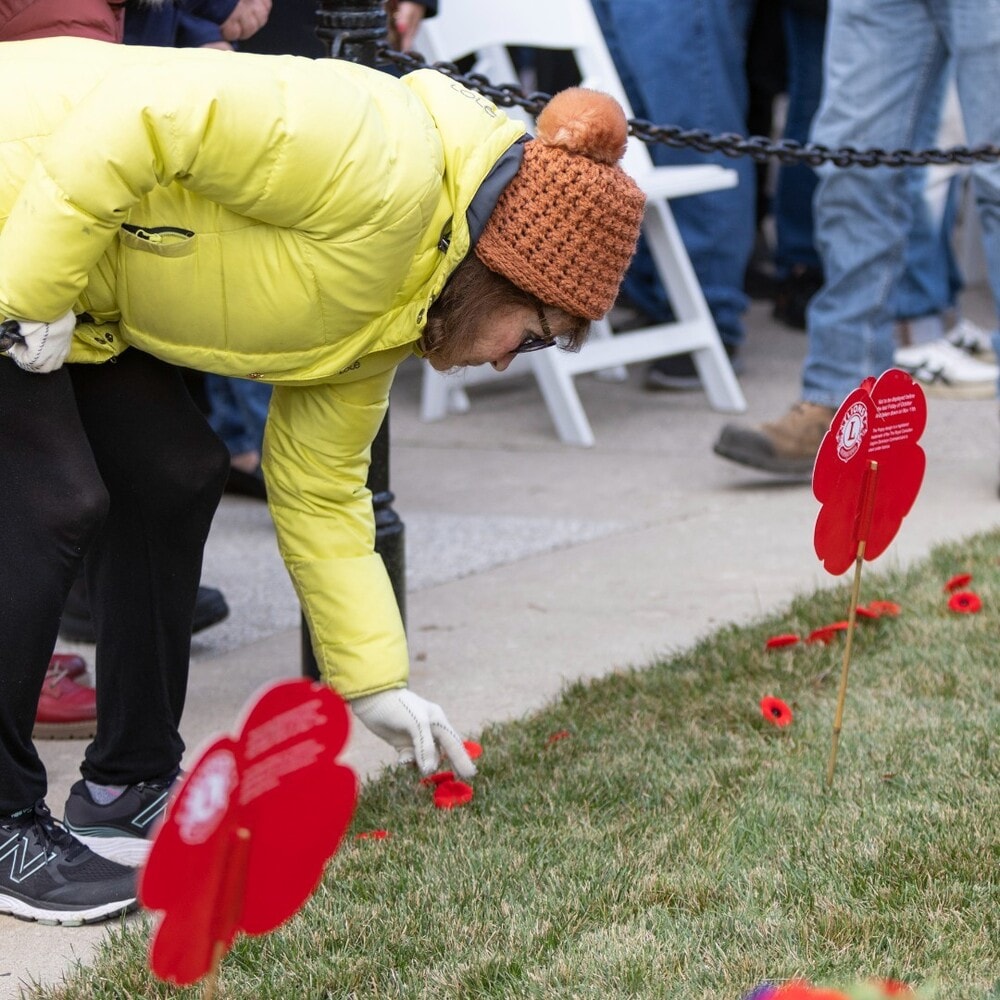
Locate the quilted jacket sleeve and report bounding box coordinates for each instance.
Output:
[263,368,409,699]
[0,51,409,322]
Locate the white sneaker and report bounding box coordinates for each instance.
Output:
[946,317,998,362]
[893,338,999,399]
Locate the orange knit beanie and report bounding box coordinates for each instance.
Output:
[475,87,646,321]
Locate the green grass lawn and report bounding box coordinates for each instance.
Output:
[34,531,999,999]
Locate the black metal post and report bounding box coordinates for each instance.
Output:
[315,0,388,64]
[303,0,404,679]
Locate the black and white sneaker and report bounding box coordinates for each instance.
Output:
[0,801,137,925]
[63,776,177,867]
[893,338,999,400]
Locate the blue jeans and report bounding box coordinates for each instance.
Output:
[892,161,964,321]
[205,374,272,457]
[803,0,1000,407]
[773,5,826,278]
[775,3,961,311]
[590,0,758,347]
[891,58,964,322]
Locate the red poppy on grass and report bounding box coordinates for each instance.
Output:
[947,590,982,613]
[355,829,390,841]
[420,770,455,787]
[765,634,800,649]
[760,696,793,727]
[865,600,901,617]
[854,605,878,619]
[433,779,473,809]
[546,729,571,744]
[806,621,849,644]
[463,740,483,759]
[943,573,973,593]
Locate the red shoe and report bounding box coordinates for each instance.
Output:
[34,656,97,740]
[48,652,88,680]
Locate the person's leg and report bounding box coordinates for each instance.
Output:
[802,0,947,408]
[945,0,1000,327]
[207,374,271,498]
[890,69,959,334]
[591,0,757,348]
[229,378,272,457]
[773,4,825,281]
[205,373,244,452]
[68,349,230,787]
[0,362,107,814]
[770,3,827,330]
[209,375,271,461]
[713,0,949,476]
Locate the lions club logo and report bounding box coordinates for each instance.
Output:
[836,401,868,462]
[176,749,238,845]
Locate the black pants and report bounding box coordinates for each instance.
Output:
[0,350,230,813]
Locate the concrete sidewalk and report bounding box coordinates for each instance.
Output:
[3,293,999,998]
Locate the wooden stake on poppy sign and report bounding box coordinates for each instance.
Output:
[825,460,879,789]
[202,826,252,1000]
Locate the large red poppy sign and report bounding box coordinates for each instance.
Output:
[813,368,927,575]
[139,679,357,986]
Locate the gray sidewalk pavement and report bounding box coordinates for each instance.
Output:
[4,292,999,998]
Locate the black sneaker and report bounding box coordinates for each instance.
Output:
[645,342,744,391]
[59,579,229,643]
[0,801,137,925]
[63,776,177,867]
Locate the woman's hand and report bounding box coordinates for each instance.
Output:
[0,312,76,373]
[351,688,477,778]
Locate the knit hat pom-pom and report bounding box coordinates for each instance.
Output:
[535,88,629,165]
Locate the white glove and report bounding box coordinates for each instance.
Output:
[0,312,76,373]
[351,689,477,780]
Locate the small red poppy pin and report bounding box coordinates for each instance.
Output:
[419,743,481,809]
[865,600,901,617]
[420,770,455,787]
[943,573,973,593]
[947,590,982,613]
[433,779,474,809]
[765,634,800,649]
[760,696,793,728]
[806,622,849,645]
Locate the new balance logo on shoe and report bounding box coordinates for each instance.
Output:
[131,790,170,834]
[0,829,52,884]
[0,801,137,926]
[63,776,178,867]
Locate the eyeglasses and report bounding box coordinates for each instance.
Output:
[511,303,556,355]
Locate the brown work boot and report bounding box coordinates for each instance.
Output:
[712,402,837,478]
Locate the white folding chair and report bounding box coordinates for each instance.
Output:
[415,0,747,446]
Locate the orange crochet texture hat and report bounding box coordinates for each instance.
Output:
[475,87,646,321]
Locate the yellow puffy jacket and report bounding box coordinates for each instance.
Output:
[0,36,526,697]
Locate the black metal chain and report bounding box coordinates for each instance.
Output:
[381,45,1000,168]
